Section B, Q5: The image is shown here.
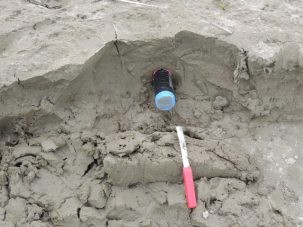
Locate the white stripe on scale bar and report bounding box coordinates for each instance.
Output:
[176,126,190,168]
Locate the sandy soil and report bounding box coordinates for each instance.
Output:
[1,0,303,226]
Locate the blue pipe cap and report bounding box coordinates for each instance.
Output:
[155,90,176,111]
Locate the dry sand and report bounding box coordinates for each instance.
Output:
[1,0,303,227]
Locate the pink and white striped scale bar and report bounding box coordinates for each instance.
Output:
[176,126,197,209]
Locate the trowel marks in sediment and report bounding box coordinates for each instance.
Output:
[0,31,301,226]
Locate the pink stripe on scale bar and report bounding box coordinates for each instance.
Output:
[183,166,197,208]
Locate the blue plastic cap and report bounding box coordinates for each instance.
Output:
[155,90,176,111]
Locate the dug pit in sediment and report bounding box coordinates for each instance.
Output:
[0,31,301,226]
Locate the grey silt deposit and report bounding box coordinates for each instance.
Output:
[0,26,303,227]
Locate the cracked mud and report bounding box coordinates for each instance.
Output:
[0,29,303,227]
